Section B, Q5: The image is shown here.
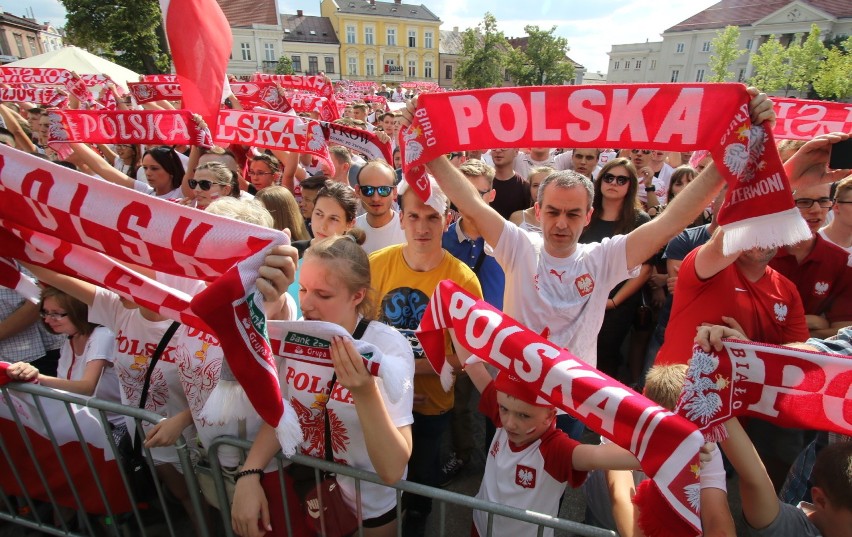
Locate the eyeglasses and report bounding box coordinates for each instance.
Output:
[794,198,834,209]
[248,171,274,177]
[602,173,631,186]
[631,150,652,155]
[359,185,393,197]
[834,200,852,205]
[188,179,229,190]
[447,152,464,160]
[40,311,68,320]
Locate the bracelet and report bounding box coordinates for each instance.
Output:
[234,468,264,482]
[644,185,656,192]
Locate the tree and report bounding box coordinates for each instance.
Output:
[454,13,509,89]
[786,24,826,95]
[61,0,170,74]
[505,25,574,86]
[749,36,787,92]
[275,56,294,75]
[813,36,852,100]
[708,26,745,82]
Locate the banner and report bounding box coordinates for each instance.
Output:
[0,87,67,107]
[772,97,852,140]
[140,74,179,83]
[400,84,810,255]
[48,109,209,147]
[416,281,705,535]
[286,92,338,121]
[231,82,292,112]
[128,81,183,103]
[678,340,852,441]
[252,73,333,99]
[321,119,393,163]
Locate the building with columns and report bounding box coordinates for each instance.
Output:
[607,0,852,87]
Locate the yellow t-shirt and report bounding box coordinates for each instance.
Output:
[369,245,483,415]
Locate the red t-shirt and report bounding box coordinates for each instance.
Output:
[770,235,852,323]
[656,249,810,365]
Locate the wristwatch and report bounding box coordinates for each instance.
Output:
[644,185,656,192]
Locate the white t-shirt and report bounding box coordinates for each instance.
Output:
[89,288,192,464]
[132,179,183,200]
[638,163,672,206]
[278,320,414,519]
[819,228,852,254]
[355,211,406,254]
[493,221,638,367]
[56,325,122,423]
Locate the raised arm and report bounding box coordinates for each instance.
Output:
[68,143,137,189]
[20,262,97,306]
[0,103,37,153]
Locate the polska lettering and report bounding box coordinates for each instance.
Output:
[50,110,196,145]
[773,98,852,140]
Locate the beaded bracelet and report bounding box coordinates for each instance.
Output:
[234,468,264,482]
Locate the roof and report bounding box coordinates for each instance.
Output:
[439,29,464,54]
[506,36,584,69]
[0,12,44,31]
[281,14,340,44]
[665,0,852,33]
[334,0,440,23]
[216,0,279,28]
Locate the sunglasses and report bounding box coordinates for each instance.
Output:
[602,173,630,186]
[189,179,229,190]
[359,185,393,197]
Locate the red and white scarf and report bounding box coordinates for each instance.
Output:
[286,92,338,122]
[0,87,66,107]
[0,145,305,454]
[48,109,212,147]
[252,73,334,99]
[678,340,852,442]
[230,82,293,113]
[128,81,183,103]
[140,74,179,84]
[416,281,705,536]
[400,84,811,255]
[773,97,852,140]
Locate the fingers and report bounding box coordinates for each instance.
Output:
[747,89,775,129]
[257,246,299,301]
[721,316,746,336]
[260,497,272,533]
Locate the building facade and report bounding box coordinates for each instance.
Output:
[218,0,285,77]
[607,0,852,88]
[321,0,440,85]
[281,12,341,80]
[39,24,64,53]
[0,12,45,64]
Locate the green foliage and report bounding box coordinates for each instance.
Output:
[61,0,170,74]
[786,25,825,94]
[506,25,574,86]
[813,36,852,100]
[454,13,509,89]
[708,26,745,82]
[275,56,294,75]
[749,36,786,92]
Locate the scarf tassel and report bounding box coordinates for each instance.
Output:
[375,356,411,404]
[720,207,811,256]
[276,398,304,457]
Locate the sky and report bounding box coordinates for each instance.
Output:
[20,0,720,73]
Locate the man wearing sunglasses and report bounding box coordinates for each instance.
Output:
[769,182,852,339]
[355,161,405,254]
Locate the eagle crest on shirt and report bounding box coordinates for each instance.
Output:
[774,303,788,322]
[515,465,536,489]
[574,274,594,296]
[814,282,829,296]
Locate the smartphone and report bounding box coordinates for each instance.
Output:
[829,138,852,169]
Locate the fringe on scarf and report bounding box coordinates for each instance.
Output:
[276,398,304,457]
[702,423,729,443]
[720,207,811,256]
[375,356,411,404]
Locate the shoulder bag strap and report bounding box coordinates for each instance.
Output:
[133,321,180,458]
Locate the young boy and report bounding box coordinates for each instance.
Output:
[582,364,735,536]
[464,361,641,537]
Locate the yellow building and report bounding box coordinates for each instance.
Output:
[320,0,441,85]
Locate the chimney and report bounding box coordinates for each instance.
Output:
[369,0,375,4]
[453,26,458,32]
[297,9,303,16]
[394,0,401,3]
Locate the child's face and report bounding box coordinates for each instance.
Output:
[496,392,556,446]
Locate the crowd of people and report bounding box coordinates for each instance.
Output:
[0,78,851,537]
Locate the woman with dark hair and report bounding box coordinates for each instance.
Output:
[291,181,361,256]
[68,143,185,200]
[579,158,651,382]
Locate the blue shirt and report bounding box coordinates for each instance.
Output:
[442,220,505,310]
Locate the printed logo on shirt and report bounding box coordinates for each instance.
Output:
[379,287,429,358]
[549,269,567,283]
[515,465,536,488]
[533,273,540,291]
[490,439,501,458]
[574,274,594,296]
[814,281,830,296]
[774,303,788,322]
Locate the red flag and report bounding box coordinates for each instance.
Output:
[159,0,232,129]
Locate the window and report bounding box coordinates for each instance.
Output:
[425,31,433,49]
[27,36,38,56]
[424,60,432,78]
[365,27,374,45]
[696,68,705,82]
[292,55,302,72]
[348,57,357,76]
[624,61,630,70]
[408,30,416,47]
[445,64,452,79]
[746,39,753,50]
[13,34,24,57]
[325,57,335,74]
[387,28,396,46]
[366,58,375,76]
[346,25,356,44]
[408,60,416,77]
[670,70,680,82]
[308,56,318,74]
[650,59,656,70]
[676,42,684,53]
[264,43,275,62]
[613,61,620,70]
[635,60,642,70]
[702,41,711,52]
[241,42,252,61]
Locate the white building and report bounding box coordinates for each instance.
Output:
[218,0,285,77]
[281,11,341,80]
[39,23,63,53]
[607,0,852,86]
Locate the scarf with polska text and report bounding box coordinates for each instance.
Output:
[415,281,706,537]
[48,109,212,148]
[252,73,334,99]
[773,97,852,140]
[128,81,183,103]
[0,145,310,454]
[677,340,852,442]
[285,92,339,122]
[230,82,292,113]
[0,87,67,108]
[140,74,178,83]
[400,84,811,255]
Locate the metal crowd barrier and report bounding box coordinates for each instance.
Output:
[0,381,210,537]
[1,382,616,537]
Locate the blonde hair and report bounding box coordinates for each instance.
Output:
[304,232,373,318]
[255,186,310,240]
[643,364,688,411]
[206,197,274,228]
